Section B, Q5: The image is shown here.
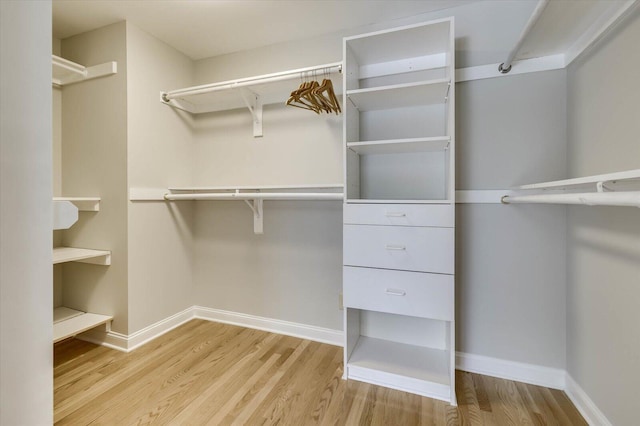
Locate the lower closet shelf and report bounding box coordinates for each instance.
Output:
[53,307,112,343]
[346,336,451,400]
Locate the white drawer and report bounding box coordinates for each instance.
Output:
[344,203,453,227]
[343,266,453,321]
[343,225,454,274]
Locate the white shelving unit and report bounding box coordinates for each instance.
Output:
[52,55,117,86]
[160,62,343,137]
[342,18,457,405]
[53,56,115,343]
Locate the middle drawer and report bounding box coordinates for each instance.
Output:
[343,224,454,274]
[343,266,454,321]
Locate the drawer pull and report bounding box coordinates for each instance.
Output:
[385,212,406,217]
[385,288,406,296]
[385,245,406,251]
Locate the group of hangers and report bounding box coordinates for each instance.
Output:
[286,70,341,115]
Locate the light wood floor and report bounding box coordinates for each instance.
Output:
[54,319,585,425]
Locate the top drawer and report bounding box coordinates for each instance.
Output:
[344,203,453,227]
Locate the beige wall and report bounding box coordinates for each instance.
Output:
[566,8,640,425]
[61,22,130,333]
[126,23,195,333]
[0,1,53,423]
[455,70,567,367]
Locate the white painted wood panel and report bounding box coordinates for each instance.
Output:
[343,225,454,274]
[343,203,454,227]
[343,267,453,320]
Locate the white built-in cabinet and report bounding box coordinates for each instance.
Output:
[52,55,115,343]
[342,18,457,404]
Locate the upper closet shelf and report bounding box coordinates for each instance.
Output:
[160,62,342,137]
[502,169,640,207]
[346,79,450,111]
[52,55,117,86]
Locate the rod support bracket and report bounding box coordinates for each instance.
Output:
[238,87,263,138]
[243,199,264,234]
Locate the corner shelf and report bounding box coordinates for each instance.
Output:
[52,55,117,86]
[53,247,111,265]
[53,307,112,343]
[53,197,100,212]
[346,79,450,111]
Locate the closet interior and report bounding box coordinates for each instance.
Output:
[42,1,640,424]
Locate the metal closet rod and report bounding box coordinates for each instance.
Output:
[499,0,549,74]
[501,191,640,207]
[162,62,343,101]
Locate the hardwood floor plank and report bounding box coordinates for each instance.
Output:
[53,320,587,426]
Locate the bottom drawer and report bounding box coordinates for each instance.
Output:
[343,266,453,321]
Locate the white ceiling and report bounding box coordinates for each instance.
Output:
[52,0,478,60]
[52,0,634,67]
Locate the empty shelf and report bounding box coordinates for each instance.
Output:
[52,55,117,86]
[53,197,100,211]
[53,307,112,343]
[346,79,449,111]
[346,199,453,205]
[347,137,450,155]
[53,247,111,265]
[516,169,640,190]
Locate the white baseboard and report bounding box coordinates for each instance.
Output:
[78,306,195,352]
[455,351,566,390]
[565,374,612,426]
[194,306,343,347]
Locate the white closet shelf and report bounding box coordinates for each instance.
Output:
[347,137,450,155]
[168,183,344,192]
[347,336,451,399]
[53,247,111,265]
[52,55,117,86]
[53,197,100,211]
[346,199,453,205]
[502,169,640,207]
[53,307,112,343]
[346,79,450,111]
[515,168,640,190]
[161,62,342,137]
[345,20,451,68]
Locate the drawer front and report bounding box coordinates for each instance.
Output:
[344,203,454,227]
[343,225,454,274]
[343,266,454,320]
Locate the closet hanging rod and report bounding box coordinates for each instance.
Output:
[164,192,344,201]
[501,191,640,207]
[499,0,549,74]
[162,62,342,101]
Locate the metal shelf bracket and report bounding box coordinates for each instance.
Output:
[243,198,264,234]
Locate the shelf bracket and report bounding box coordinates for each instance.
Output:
[243,198,264,234]
[238,87,263,138]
